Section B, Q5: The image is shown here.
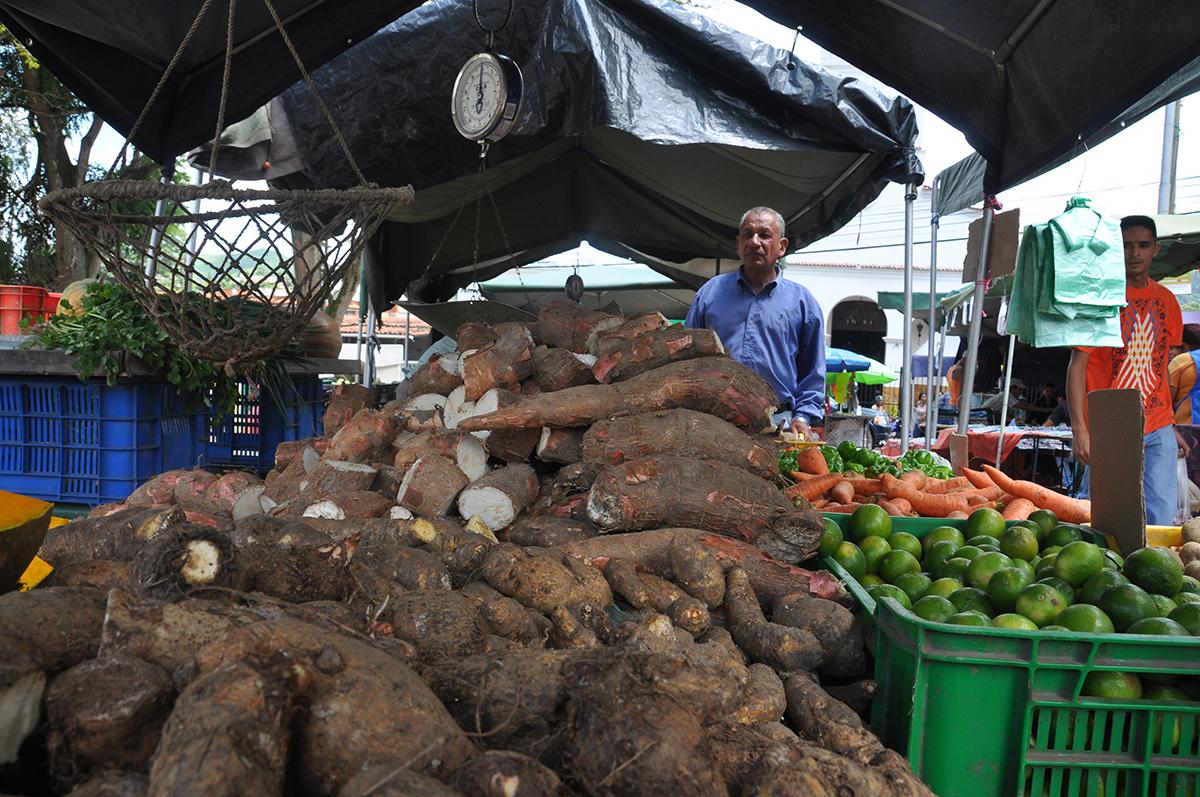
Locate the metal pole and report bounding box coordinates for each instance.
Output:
[900,182,917,454]
[146,166,175,281]
[925,179,940,453]
[958,205,995,435]
[354,262,367,384]
[364,302,376,387]
[995,333,1017,468]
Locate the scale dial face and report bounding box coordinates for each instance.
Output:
[451,52,523,142]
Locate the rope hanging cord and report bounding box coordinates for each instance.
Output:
[38,0,414,373]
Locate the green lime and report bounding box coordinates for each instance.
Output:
[1045,524,1084,549]
[1081,671,1142,699]
[1126,617,1190,636]
[872,583,912,611]
[1151,594,1179,617]
[888,531,923,559]
[1102,548,1124,571]
[1078,570,1131,606]
[848,504,892,542]
[966,551,1016,590]
[938,558,972,582]
[924,540,960,576]
[831,541,867,582]
[1027,509,1058,537]
[1173,591,1200,606]
[1037,576,1077,606]
[1096,583,1160,632]
[924,577,962,599]
[976,544,1003,554]
[1123,547,1185,596]
[987,567,1034,613]
[1009,559,1036,580]
[993,613,1039,631]
[880,549,921,583]
[1056,603,1115,634]
[950,586,996,617]
[860,535,892,574]
[912,594,957,623]
[862,573,886,586]
[1040,625,1069,632]
[955,545,984,562]
[947,611,992,626]
[1035,554,1058,579]
[1041,545,1064,558]
[1143,685,1191,700]
[922,525,965,554]
[1015,583,1067,627]
[1171,602,1200,634]
[818,518,844,557]
[965,507,1006,539]
[1180,575,1200,594]
[1054,541,1106,588]
[893,571,933,603]
[1000,526,1040,562]
[966,534,1002,547]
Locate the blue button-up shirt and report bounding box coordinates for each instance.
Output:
[686,266,826,424]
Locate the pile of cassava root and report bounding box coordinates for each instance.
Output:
[1,301,937,797]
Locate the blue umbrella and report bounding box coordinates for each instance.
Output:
[825,347,871,373]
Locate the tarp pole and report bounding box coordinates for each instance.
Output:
[364,301,376,387]
[995,333,1016,467]
[355,265,367,384]
[957,205,994,435]
[932,314,949,451]
[925,178,940,453]
[900,182,917,454]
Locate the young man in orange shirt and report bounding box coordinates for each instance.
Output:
[1067,216,1182,525]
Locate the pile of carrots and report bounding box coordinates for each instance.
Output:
[780,447,1090,524]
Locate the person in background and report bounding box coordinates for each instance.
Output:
[872,394,886,412]
[937,389,951,410]
[1043,388,1070,427]
[1068,215,1184,525]
[947,357,965,407]
[981,378,1048,424]
[686,207,825,438]
[913,391,928,436]
[1033,382,1057,411]
[1167,323,1200,423]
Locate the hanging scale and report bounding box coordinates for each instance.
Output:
[451,0,523,147]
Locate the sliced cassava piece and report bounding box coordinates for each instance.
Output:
[322,383,375,435]
[171,469,220,512]
[300,490,392,520]
[274,438,328,472]
[473,388,539,461]
[397,455,471,517]
[299,460,379,499]
[394,428,488,481]
[581,408,780,479]
[323,409,395,463]
[532,298,624,354]
[529,345,598,392]
[0,491,54,593]
[592,324,726,383]
[461,324,536,402]
[125,469,189,505]
[459,356,778,433]
[407,351,463,397]
[536,426,586,463]
[456,463,539,532]
[440,384,477,430]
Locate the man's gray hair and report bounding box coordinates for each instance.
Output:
[740,207,786,239]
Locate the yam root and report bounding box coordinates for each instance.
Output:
[772,592,865,677]
[383,590,491,661]
[0,586,107,671]
[668,533,727,609]
[38,506,185,568]
[482,542,612,614]
[604,558,711,638]
[581,408,780,480]
[783,671,884,764]
[504,515,599,547]
[724,568,825,673]
[459,356,778,433]
[126,523,242,601]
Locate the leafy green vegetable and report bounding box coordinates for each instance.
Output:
[779,447,800,474]
[37,280,309,426]
[820,446,844,474]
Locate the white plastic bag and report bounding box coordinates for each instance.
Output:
[1175,456,1192,525]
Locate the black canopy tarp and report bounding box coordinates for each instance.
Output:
[737,0,1200,196]
[0,0,429,165]
[257,0,922,307]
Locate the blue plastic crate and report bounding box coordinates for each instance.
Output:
[200,377,324,472]
[0,376,204,505]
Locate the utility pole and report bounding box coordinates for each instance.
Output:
[1159,101,1181,214]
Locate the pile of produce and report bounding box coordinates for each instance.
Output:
[1,301,939,797]
[826,502,1200,680]
[781,443,1092,523]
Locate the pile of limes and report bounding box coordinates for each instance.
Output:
[823,505,1200,638]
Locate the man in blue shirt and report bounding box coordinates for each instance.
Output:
[685,207,826,438]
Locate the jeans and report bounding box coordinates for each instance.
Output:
[1143,425,1179,526]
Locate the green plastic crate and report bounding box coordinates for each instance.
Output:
[822,555,1200,797]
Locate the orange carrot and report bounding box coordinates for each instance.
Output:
[925,476,971,495]
[819,503,862,514]
[845,478,883,496]
[899,469,928,490]
[981,464,1091,524]
[811,498,829,509]
[1001,497,1037,520]
[783,472,844,502]
[966,494,987,507]
[878,500,907,516]
[887,496,913,514]
[946,510,969,519]
[880,473,970,517]
[829,480,856,506]
[962,467,996,489]
[794,447,829,476]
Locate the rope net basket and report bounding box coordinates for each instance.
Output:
[39,179,413,372]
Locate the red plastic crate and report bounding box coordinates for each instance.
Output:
[0,285,48,334]
[44,292,62,317]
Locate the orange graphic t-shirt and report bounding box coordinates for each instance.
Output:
[1081,280,1182,435]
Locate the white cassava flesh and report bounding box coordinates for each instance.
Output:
[390,505,414,520]
[455,435,489,482]
[443,386,476,430]
[180,540,222,584]
[404,393,446,413]
[231,486,266,520]
[303,501,346,520]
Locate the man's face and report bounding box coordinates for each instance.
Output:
[736,212,788,271]
[1122,225,1160,282]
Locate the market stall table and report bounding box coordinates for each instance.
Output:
[929,425,1074,473]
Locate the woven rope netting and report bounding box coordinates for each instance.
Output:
[39,179,413,371]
